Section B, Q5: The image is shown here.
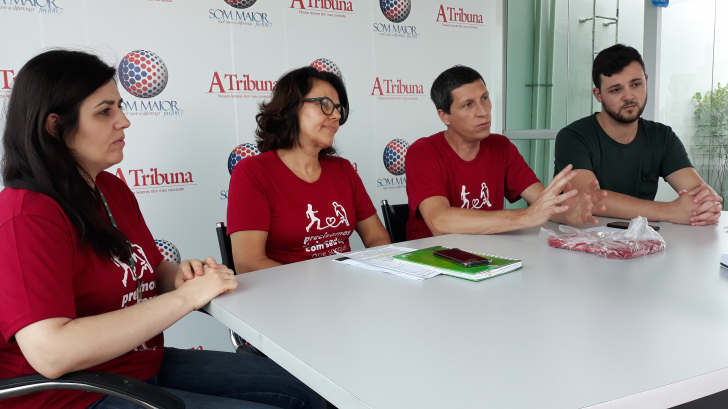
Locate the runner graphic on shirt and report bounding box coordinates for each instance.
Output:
[460,182,493,209]
[113,244,153,287]
[332,202,349,227]
[460,186,471,208]
[305,204,322,232]
[304,202,351,231]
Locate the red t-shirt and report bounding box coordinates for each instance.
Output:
[227,150,377,264]
[0,172,164,409]
[405,132,540,240]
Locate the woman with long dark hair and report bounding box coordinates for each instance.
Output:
[227,67,390,273]
[0,50,322,409]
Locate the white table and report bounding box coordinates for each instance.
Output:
[204,215,728,409]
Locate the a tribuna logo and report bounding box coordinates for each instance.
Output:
[290,0,352,11]
[115,168,194,187]
[371,78,424,95]
[435,5,482,23]
[208,72,277,93]
[0,70,14,90]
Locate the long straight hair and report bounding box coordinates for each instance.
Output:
[1,50,132,260]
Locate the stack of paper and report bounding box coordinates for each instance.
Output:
[392,246,522,282]
[333,246,441,281]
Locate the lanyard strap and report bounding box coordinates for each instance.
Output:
[97,187,143,304]
[97,187,136,272]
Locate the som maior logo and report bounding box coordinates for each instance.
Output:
[119,50,183,117]
[0,69,14,99]
[0,0,63,14]
[310,58,342,78]
[379,138,409,189]
[374,0,418,39]
[289,0,354,19]
[155,239,181,264]
[113,167,194,195]
[209,0,272,28]
[221,143,260,200]
[435,4,483,28]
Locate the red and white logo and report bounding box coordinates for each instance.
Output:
[435,4,483,28]
[290,0,354,17]
[0,69,14,98]
[371,77,424,100]
[208,72,277,99]
[113,167,195,195]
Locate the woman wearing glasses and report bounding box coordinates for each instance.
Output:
[227,67,390,273]
[0,50,322,409]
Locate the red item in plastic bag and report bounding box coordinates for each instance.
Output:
[547,237,665,259]
[540,216,666,259]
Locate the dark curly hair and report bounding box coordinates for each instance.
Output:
[592,44,645,89]
[255,66,349,156]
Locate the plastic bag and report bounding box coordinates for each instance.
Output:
[539,216,666,259]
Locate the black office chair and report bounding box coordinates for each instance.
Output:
[0,371,184,408]
[215,223,266,357]
[215,222,235,274]
[381,200,409,243]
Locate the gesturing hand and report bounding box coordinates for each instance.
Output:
[560,179,608,225]
[523,165,579,227]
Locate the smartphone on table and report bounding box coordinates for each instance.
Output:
[433,248,491,267]
[606,221,660,231]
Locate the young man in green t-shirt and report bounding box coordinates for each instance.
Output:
[554,44,722,225]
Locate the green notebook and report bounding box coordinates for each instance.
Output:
[392,246,522,282]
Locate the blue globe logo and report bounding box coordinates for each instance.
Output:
[380,0,411,23]
[383,138,409,176]
[119,50,168,99]
[228,143,260,175]
[155,239,181,264]
[226,0,257,8]
[311,58,342,78]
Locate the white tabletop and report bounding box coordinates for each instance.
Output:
[205,215,728,409]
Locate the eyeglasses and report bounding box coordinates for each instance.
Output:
[303,97,347,119]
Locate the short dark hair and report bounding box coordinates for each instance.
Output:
[430,66,485,114]
[255,67,349,157]
[2,49,132,261]
[592,44,645,89]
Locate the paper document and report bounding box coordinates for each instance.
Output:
[333,246,440,280]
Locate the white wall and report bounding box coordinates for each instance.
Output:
[0,0,504,351]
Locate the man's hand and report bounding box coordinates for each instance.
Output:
[522,165,579,227]
[676,182,723,225]
[560,179,608,225]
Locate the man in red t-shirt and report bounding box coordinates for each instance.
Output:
[406,66,608,240]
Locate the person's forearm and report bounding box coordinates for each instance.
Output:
[18,291,193,379]
[235,257,282,274]
[155,260,180,294]
[426,207,532,235]
[363,233,391,248]
[593,191,671,222]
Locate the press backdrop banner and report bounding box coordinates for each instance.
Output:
[0,0,501,351]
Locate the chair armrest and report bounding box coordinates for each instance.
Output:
[0,371,184,409]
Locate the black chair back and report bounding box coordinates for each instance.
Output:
[381,200,409,243]
[216,222,235,274]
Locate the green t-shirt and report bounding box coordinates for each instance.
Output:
[554,114,693,200]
